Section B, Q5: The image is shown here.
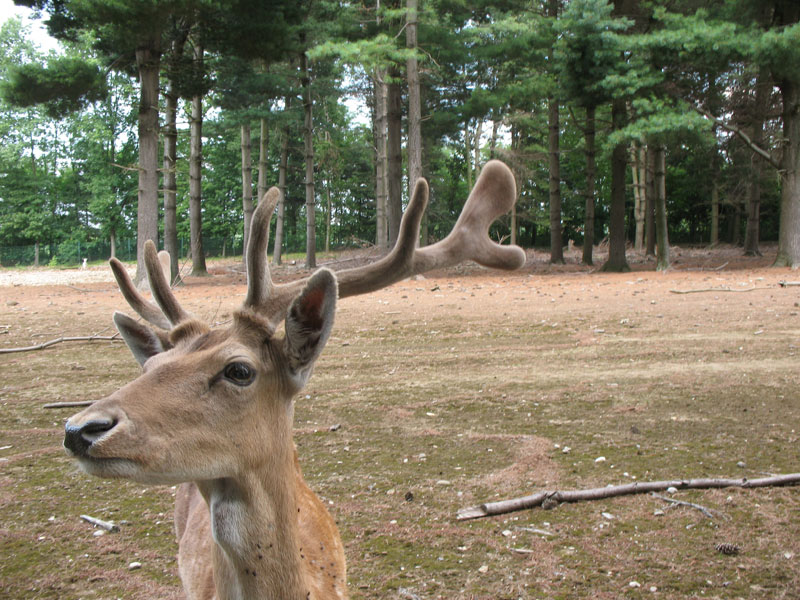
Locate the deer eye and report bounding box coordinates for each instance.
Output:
[222,362,256,386]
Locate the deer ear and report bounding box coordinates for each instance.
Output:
[283,268,338,388]
[113,312,167,366]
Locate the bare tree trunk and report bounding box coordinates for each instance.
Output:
[406,0,422,193]
[632,144,646,252]
[325,183,332,253]
[163,81,179,282]
[135,37,162,285]
[710,180,720,246]
[645,147,656,257]
[273,103,290,266]
[465,122,473,191]
[744,70,768,257]
[374,71,388,249]
[241,123,254,265]
[386,74,403,247]
[189,40,207,276]
[582,105,596,266]
[34,241,40,266]
[301,51,316,269]
[547,0,563,264]
[654,145,669,271]
[775,80,800,267]
[601,97,630,272]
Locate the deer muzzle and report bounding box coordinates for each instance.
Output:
[64,416,117,457]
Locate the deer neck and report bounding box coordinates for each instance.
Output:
[197,417,309,600]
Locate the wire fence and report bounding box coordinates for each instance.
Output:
[0,237,246,267]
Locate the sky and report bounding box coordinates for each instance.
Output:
[0,0,60,52]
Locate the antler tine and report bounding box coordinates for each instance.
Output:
[333,177,428,296]
[243,187,281,310]
[144,240,192,326]
[109,256,172,330]
[414,160,526,272]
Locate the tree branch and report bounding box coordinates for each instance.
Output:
[693,105,781,170]
[0,333,121,354]
[456,473,800,520]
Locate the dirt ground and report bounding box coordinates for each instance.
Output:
[1,243,799,599]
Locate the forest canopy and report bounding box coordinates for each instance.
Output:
[0,0,797,275]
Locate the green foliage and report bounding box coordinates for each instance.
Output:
[0,56,106,118]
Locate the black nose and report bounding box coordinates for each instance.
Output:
[64,418,116,456]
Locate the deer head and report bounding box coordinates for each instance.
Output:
[62,160,525,599]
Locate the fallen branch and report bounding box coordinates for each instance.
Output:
[651,492,720,520]
[80,514,119,532]
[669,286,770,295]
[0,333,121,354]
[456,473,800,521]
[43,400,94,410]
[778,281,800,287]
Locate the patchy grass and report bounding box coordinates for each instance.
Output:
[1,257,799,599]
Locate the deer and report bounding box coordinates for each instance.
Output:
[62,160,525,600]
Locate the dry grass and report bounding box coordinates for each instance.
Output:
[1,247,799,599]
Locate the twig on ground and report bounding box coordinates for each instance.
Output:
[778,281,800,287]
[0,332,121,354]
[80,514,119,532]
[669,286,771,294]
[43,400,94,409]
[456,473,800,521]
[651,492,721,520]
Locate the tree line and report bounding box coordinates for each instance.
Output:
[0,0,798,281]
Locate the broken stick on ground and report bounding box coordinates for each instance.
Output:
[456,473,800,520]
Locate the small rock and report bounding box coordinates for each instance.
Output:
[601,512,614,520]
[562,446,571,454]
[501,529,512,537]
[6,301,18,307]
[736,461,746,468]
[477,565,489,574]
[93,530,105,537]
[128,562,142,570]
[595,456,607,463]
[667,486,678,494]
[329,423,341,432]
[435,480,450,486]
[629,581,641,588]
[649,586,658,592]
[653,509,665,517]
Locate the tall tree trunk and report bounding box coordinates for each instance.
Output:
[654,145,669,271]
[163,80,179,283]
[710,181,720,246]
[582,105,596,266]
[325,183,332,253]
[465,122,473,190]
[34,241,40,266]
[189,40,207,276]
[406,0,422,194]
[548,0,563,264]
[273,104,290,266]
[374,71,388,249]
[135,37,162,285]
[386,73,403,247]
[258,118,269,202]
[548,97,563,263]
[241,123,254,264]
[601,97,630,272]
[301,51,316,269]
[775,79,800,267]
[162,27,187,284]
[645,147,656,257]
[632,144,646,252]
[744,71,769,256]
